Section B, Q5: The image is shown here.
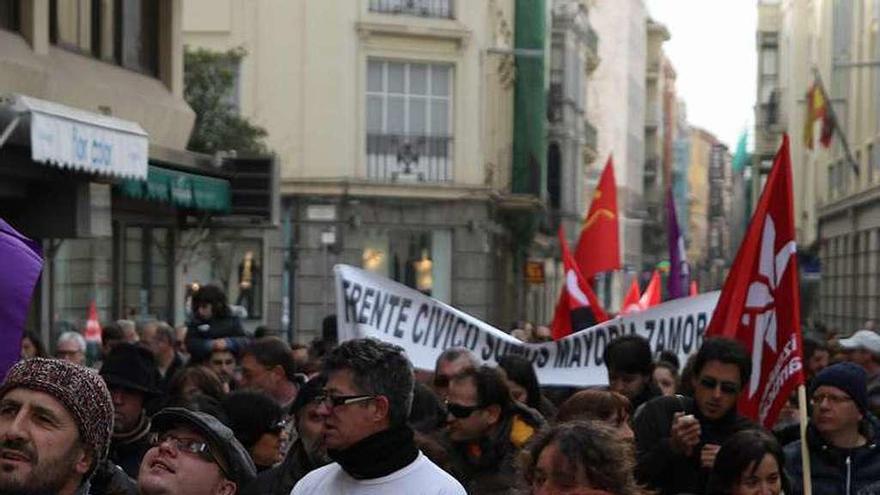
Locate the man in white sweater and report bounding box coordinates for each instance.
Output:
[291,339,465,494]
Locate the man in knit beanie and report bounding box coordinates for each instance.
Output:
[0,357,114,495]
[784,362,880,494]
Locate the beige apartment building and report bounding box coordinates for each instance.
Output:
[756,0,880,329]
[0,0,249,345]
[184,0,522,338]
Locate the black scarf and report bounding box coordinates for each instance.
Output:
[329,425,419,480]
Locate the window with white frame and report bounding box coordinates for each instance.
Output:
[366,60,454,181]
[367,60,452,137]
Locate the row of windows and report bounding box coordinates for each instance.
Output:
[0,0,158,76]
[820,230,880,330]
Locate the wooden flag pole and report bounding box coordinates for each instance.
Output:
[798,384,812,495]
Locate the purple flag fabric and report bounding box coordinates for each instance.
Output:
[666,189,689,299]
[0,219,43,381]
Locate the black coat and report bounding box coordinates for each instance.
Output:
[633,394,755,495]
[89,460,137,495]
[784,415,880,495]
[185,314,249,363]
[241,440,320,495]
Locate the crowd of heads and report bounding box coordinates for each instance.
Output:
[8,291,880,495]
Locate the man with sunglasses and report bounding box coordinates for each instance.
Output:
[138,407,256,495]
[444,365,546,494]
[633,337,754,495]
[784,362,880,495]
[432,347,478,400]
[292,338,465,494]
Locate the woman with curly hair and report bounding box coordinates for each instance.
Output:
[522,420,652,495]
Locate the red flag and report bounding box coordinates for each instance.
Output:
[620,278,642,315]
[85,301,102,344]
[689,280,699,297]
[705,134,804,428]
[551,227,609,340]
[639,270,662,309]
[575,157,621,280]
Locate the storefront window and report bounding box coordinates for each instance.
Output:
[121,226,173,322]
[49,237,112,339]
[362,229,451,303]
[230,243,262,319]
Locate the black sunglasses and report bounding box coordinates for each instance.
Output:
[698,376,740,395]
[445,401,481,419]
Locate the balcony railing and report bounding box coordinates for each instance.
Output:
[368,0,454,19]
[367,133,453,182]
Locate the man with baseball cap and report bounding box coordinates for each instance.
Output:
[138,407,256,495]
[784,362,880,494]
[0,357,116,494]
[840,329,880,416]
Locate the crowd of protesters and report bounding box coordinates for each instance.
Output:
[5,285,880,494]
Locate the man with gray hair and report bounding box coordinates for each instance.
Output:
[56,331,87,366]
[142,321,186,393]
[432,347,479,400]
[292,338,465,494]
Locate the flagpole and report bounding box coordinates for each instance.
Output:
[797,384,812,495]
[812,67,859,177]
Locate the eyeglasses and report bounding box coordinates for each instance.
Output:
[811,393,853,406]
[698,376,740,395]
[150,432,215,463]
[445,401,481,419]
[314,393,376,409]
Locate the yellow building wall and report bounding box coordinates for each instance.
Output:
[183,0,515,196]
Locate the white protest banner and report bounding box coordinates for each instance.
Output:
[335,264,719,387]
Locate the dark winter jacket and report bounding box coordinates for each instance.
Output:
[447,402,546,495]
[185,314,249,363]
[108,415,152,479]
[89,460,137,495]
[784,415,880,495]
[241,439,322,495]
[633,394,755,495]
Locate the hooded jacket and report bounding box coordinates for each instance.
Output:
[784,415,880,495]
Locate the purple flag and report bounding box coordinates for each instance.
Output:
[0,219,43,381]
[666,189,689,299]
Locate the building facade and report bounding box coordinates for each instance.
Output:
[541,0,600,316]
[687,127,717,288]
[184,0,539,341]
[0,0,250,348]
[586,0,648,309]
[756,0,880,329]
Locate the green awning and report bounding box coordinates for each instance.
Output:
[118,165,231,213]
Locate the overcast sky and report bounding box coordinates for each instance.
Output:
[644,0,757,149]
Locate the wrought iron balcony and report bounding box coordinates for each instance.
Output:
[366,133,453,182]
[368,0,454,19]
